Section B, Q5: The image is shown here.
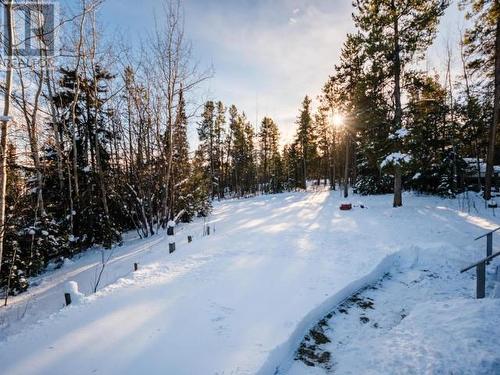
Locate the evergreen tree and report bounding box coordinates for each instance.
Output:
[187,149,212,219]
[258,117,281,193]
[171,88,192,221]
[295,96,316,189]
[198,101,217,199]
[214,101,226,199]
[283,143,301,190]
[353,0,449,206]
[406,75,465,196]
[461,0,500,199]
[243,116,257,195]
[322,34,366,197]
[314,110,331,186]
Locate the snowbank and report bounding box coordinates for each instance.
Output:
[287,243,500,375]
[256,250,405,375]
[357,298,500,374]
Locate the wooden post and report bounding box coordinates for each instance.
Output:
[207,226,210,236]
[167,220,175,253]
[487,232,493,258]
[188,235,192,243]
[64,293,72,306]
[134,262,138,271]
[477,261,486,299]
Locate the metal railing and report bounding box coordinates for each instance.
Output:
[461,226,500,299]
[461,250,500,298]
[474,226,500,259]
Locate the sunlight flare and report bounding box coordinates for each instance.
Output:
[331,112,345,128]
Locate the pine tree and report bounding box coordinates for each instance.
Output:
[198,101,217,199]
[295,96,316,189]
[406,75,465,196]
[228,107,257,196]
[186,149,212,219]
[258,117,281,192]
[283,143,301,190]
[214,101,226,199]
[243,116,257,195]
[353,0,449,206]
[322,34,367,196]
[314,110,331,186]
[461,0,500,199]
[53,66,121,249]
[229,106,245,196]
[171,88,192,221]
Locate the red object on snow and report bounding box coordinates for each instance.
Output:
[340,203,352,211]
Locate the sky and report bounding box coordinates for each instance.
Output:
[99,0,466,145]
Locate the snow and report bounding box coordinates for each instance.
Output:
[388,127,409,140]
[380,152,411,168]
[0,191,499,375]
[487,199,497,207]
[286,244,500,375]
[364,298,500,374]
[463,157,500,177]
[63,281,84,304]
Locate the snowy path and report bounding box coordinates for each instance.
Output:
[0,233,167,339]
[0,191,497,375]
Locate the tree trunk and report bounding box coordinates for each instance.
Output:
[70,3,88,200]
[302,144,307,190]
[330,129,336,190]
[343,134,349,198]
[392,0,403,207]
[45,67,65,191]
[393,164,403,207]
[484,11,500,200]
[0,0,14,275]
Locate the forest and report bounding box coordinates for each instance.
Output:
[0,0,498,303]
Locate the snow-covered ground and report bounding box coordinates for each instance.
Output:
[0,190,499,375]
[287,245,500,375]
[0,231,168,339]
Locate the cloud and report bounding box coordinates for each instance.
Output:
[185,0,354,144]
[101,0,468,147]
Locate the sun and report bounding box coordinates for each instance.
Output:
[331,112,345,128]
